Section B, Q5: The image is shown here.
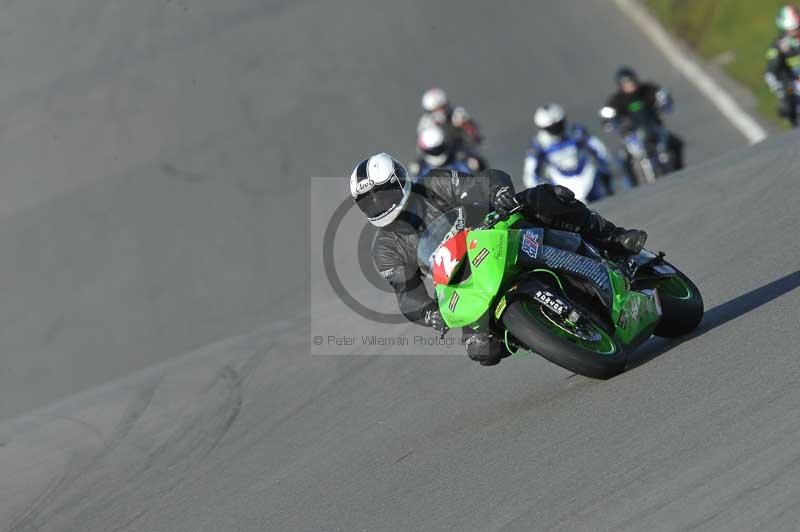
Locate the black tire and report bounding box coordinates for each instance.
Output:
[502,299,627,380]
[652,271,704,338]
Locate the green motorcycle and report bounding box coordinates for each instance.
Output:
[418,204,703,379]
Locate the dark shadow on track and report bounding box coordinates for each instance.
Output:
[626,271,800,371]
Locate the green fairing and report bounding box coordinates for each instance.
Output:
[605,267,660,343]
[436,213,524,329]
[616,290,660,345]
[432,211,661,349]
[608,267,629,326]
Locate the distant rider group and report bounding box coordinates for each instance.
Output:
[343,0,800,367]
[347,66,670,367]
[412,66,684,204]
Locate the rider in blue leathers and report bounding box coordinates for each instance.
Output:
[523,103,614,202]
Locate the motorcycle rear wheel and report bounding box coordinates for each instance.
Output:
[633,157,658,185]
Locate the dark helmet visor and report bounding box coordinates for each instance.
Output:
[543,119,566,136]
[354,175,406,219]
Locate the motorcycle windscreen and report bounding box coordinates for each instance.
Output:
[417,204,491,284]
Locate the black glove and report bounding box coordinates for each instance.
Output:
[492,185,519,217]
[424,308,449,334]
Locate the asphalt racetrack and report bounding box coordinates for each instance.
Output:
[2,1,799,531]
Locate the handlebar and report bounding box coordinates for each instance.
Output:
[475,204,523,231]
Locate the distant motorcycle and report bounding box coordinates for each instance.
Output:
[600,105,680,186]
[523,139,611,203]
[410,125,488,178]
[409,150,486,178]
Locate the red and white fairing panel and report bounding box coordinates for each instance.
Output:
[431,230,468,286]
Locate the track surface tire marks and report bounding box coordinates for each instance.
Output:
[2,339,268,532]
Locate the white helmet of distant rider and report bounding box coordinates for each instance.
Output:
[417,126,452,167]
[421,88,449,113]
[777,5,800,33]
[350,153,412,228]
[534,103,567,141]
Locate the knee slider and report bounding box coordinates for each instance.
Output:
[464,334,504,363]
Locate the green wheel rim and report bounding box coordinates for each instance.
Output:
[520,300,618,356]
[656,276,693,300]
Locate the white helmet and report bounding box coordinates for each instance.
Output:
[777,5,800,31]
[421,88,449,112]
[350,153,412,228]
[533,103,567,137]
[417,126,450,166]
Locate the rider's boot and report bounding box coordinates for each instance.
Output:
[464,329,511,367]
[582,210,647,255]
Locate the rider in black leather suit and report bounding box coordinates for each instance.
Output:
[349,153,646,366]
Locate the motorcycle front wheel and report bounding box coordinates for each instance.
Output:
[503,298,627,380]
[651,271,704,338]
[632,156,658,185]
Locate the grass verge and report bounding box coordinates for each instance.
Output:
[646,0,786,125]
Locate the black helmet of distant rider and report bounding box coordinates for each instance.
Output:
[615,66,640,94]
[603,66,673,129]
[613,66,672,109]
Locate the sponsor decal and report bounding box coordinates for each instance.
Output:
[472,248,490,267]
[521,229,541,259]
[379,268,394,279]
[448,292,460,312]
[451,171,460,187]
[630,298,640,321]
[534,290,567,315]
[494,296,507,319]
[469,239,478,250]
[494,238,506,259]
[618,310,627,329]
